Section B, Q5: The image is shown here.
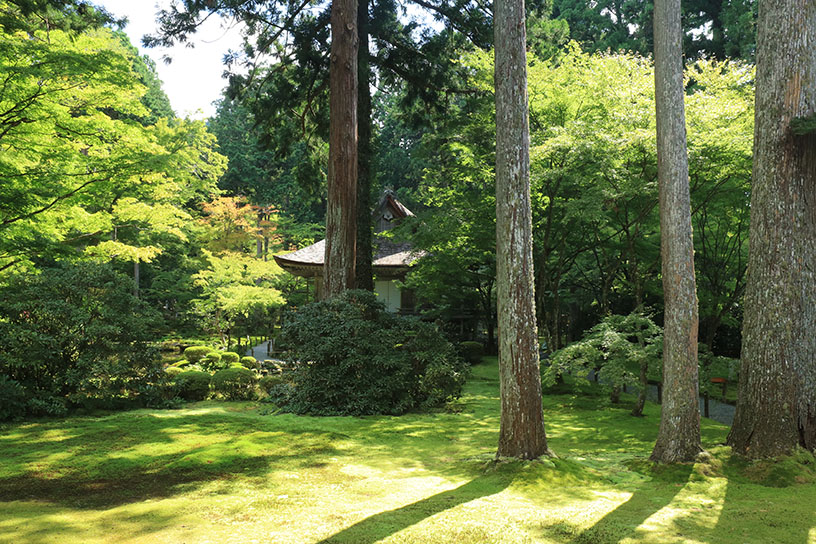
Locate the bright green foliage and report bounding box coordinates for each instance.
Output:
[192,251,286,343]
[184,346,212,364]
[201,352,225,372]
[276,290,468,416]
[405,47,752,355]
[174,370,211,401]
[211,367,258,401]
[0,262,161,416]
[0,22,225,273]
[240,356,259,370]
[164,366,184,378]
[221,352,241,365]
[547,312,662,395]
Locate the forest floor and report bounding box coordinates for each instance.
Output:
[1,358,815,544]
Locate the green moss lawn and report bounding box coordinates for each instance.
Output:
[1,358,815,543]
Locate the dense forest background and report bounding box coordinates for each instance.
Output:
[0,0,756,415]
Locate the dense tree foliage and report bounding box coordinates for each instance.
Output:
[400,48,751,357]
[0,23,225,274]
[552,0,757,60]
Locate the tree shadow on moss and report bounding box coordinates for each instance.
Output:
[676,449,816,544]
[0,432,341,509]
[564,463,694,544]
[317,469,514,544]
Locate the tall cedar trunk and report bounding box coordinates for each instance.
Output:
[650,0,702,463]
[727,0,816,458]
[355,0,374,291]
[494,0,551,460]
[323,0,359,298]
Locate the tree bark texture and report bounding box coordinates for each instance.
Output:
[355,0,374,291]
[494,0,551,460]
[324,0,359,298]
[650,0,702,463]
[727,0,816,458]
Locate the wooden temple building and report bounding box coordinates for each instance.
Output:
[273,191,419,313]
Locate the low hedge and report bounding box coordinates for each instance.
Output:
[211,367,257,400]
[459,341,484,365]
[201,352,224,371]
[183,346,212,364]
[174,370,211,401]
[164,366,184,378]
[240,356,259,369]
[221,352,240,365]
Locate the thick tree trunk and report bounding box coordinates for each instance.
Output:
[323,0,359,298]
[650,0,703,463]
[728,0,816,458]
[494,0,551,460]
[354,0,374,291]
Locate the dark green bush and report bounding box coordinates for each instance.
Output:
[459,341,484,364]
[221,352,240,365]
[275,290,468,416]
[259,374,284,394]
[211,367,257,400]
[240,356,259,369]
[0,376,27,421]
[25,395,68,417]
[174,370,211,401]
[183,346,212,364]
[0,262,162,418]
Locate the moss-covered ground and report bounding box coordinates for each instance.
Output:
[1,357,815,543]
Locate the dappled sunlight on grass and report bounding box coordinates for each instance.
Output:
[0,357,814,543]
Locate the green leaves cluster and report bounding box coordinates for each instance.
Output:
[191,251,286,343]
[547,312,663,390]
[0,23,225,273]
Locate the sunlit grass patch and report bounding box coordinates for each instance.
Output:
[1,357,814,543]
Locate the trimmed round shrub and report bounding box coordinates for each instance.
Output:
[201,352,224,372]
[459,341,484,365]
[240,356,259,370]
[164,366,184,378]
[221,352,240,365]
[183,346,212,364]
[174,370,211,401]
[259,374,284,394]
[211,367,258,400]
[276,290,468,416]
